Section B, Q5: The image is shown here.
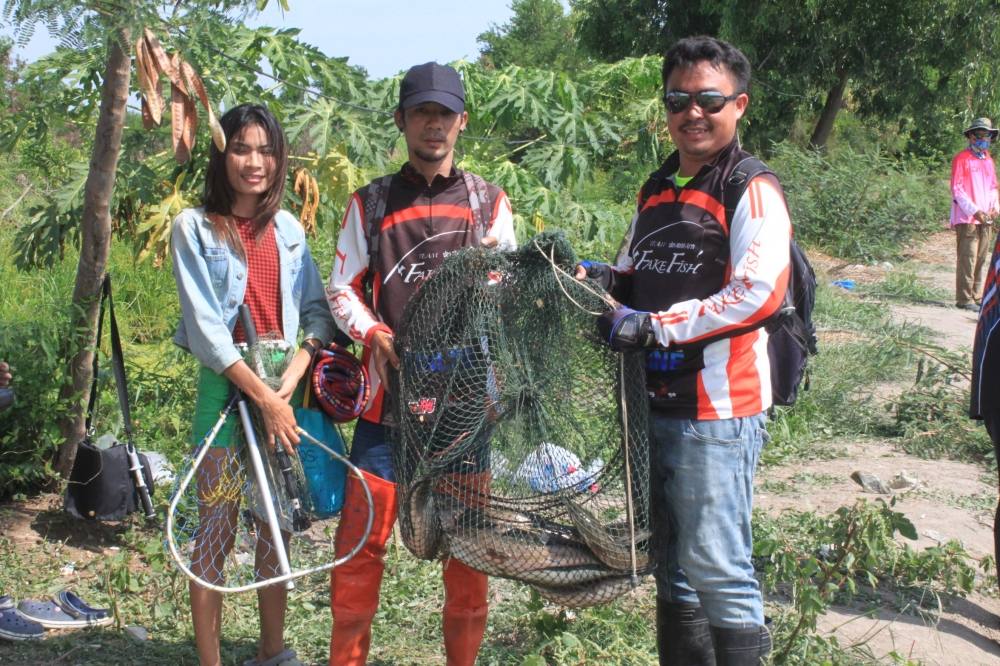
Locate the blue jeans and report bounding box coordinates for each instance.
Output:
[649,412,768,628]
[349,419,492,484]
[350,419,397,482]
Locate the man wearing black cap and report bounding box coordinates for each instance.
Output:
[950,117,999,311]
[325,61,515,666]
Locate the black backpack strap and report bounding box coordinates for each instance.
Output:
[716,156,771,267]
[363,175,394,300]
[723,156,772,228]
[462,171,492,243]
[362,172,491,295]
[720,157,796,322]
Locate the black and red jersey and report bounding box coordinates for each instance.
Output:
[328,163,515,424]
[612,140,791,419]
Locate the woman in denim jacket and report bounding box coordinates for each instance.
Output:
[171,103,333,666]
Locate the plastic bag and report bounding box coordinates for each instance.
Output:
[295,407,347,518]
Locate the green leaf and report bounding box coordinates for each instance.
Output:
[894,514,918,541]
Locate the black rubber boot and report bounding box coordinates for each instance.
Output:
[709,624,772,666]
[656,600,715,666]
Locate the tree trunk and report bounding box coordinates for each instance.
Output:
[54,26,132,479]
[809,69,849,150]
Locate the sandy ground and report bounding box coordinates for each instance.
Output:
[755,231,1000,664]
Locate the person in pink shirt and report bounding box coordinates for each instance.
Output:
[951,117,1000,311]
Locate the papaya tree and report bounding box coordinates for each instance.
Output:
[2,0,282,478]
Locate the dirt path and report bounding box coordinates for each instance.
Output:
[756,231,1000,664]
[890,302,978,351]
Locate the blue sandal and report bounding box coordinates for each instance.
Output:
[0,595,44,641]
[54,590,112,626]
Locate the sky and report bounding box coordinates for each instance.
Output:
[0,0,518,79]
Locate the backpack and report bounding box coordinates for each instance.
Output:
[362,171,493,296]
[723,157,819,407]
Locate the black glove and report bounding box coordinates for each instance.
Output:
[578,260,614,291]
[597,307,655,350]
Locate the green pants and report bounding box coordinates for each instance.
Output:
[190,364,305,449]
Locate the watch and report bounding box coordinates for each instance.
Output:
[300,338,321,358]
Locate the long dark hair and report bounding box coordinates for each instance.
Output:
[203,103,288,255]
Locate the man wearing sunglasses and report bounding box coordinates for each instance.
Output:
[578,36,789,665]
[950,118,999,312]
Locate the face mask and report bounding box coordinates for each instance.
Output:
[973,138,991,152]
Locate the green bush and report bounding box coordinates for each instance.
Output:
[0,226,191,497]
[0,316,70,495]
[769,142,946,262]
[891,351,995,466]
[0,235,78,495]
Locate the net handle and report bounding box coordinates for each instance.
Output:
[532,238,615,316]
[619,353,639,581]
[164,414,376,594]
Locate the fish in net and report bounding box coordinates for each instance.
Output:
[392,231,652,608]
[166,328,374,593]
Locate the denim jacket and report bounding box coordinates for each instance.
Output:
[171,207,335,374]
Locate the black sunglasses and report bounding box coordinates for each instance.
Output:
[663,90,742,114]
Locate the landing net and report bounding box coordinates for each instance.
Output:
[166,340,371,592]
[392,232,652,608]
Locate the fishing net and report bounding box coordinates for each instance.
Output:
[392,232,652,608]
[166,340,371,592]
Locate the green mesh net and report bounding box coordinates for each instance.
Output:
[391,232,652,608]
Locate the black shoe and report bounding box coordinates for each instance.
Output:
[656,600,715,666]
[710,624,771,666]
[957,303,980,312]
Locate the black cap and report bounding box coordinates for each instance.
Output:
[399,62,465,114]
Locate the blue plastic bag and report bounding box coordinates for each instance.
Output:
[294,407,347,518]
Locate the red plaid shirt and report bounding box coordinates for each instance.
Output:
[231,216,283,344]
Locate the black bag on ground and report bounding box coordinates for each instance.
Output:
[723,157,819,407]
[65,437,154,520]
[64,275,155,521]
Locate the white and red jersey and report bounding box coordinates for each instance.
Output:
[612,142,791,419]
[327,163,516,424]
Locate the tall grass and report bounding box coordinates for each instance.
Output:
[770,142,946,262]
[0,221,190,497]
[764,284,918,465]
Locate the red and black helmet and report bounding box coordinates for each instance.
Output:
[311,344,370,423]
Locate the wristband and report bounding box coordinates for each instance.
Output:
[300,338,321,358]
